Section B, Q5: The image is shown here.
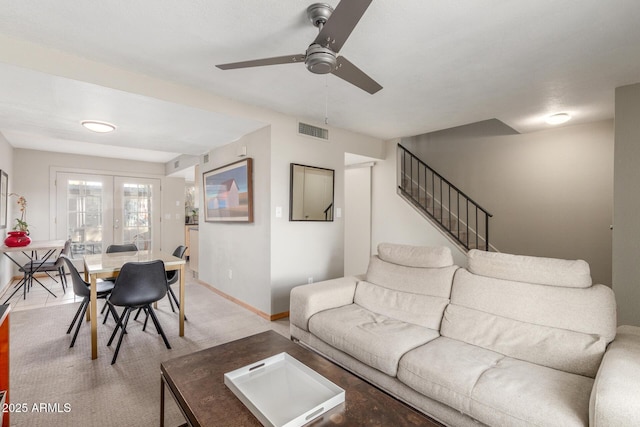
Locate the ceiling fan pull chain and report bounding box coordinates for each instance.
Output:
[324,75,329,125]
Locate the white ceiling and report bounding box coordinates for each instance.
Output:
[1,1,640,163]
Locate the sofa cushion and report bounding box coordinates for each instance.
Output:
[362,253,457,331]
[355,281,449,329]
[377,243,454,268]
[441,304,608,377]
[308,304,439,376]
[398,338,593,427]
[467,249,592,288]
[442,268,616,377]
[448,269,616,341]
[365,256,457,297]
[398,337,504,415]
[470,357,593,427]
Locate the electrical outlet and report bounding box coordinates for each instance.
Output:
[228,269,233,279]
[308,277,313,284]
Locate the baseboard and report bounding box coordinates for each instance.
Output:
[196,280,289,321]
[11,272,51,280]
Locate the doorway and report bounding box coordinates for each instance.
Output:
[56,172,161,257]
[344,163,373,276]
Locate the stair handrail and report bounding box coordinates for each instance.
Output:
[398,144,493,219]
[323,203,333,220]
[398,144,493,251]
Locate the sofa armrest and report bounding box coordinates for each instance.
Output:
[290,275,360,332]
[590,325,640,426]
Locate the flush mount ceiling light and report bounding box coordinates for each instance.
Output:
[81,120,116,133]
[545,113,572,125]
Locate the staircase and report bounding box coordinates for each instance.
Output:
[398,144,493,251]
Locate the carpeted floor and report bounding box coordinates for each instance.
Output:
[8,280,290,426]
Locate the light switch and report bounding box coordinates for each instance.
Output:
[336,207,342,218]
[275,206,282,218]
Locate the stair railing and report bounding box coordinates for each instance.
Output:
[397,144,493,251]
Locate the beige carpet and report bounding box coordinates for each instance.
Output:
[9,280,290,426]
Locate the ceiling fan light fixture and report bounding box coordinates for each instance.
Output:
[545,113,571,125]
[81,120,116,133]
[305,44,337,74]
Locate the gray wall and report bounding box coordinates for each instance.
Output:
[198,126,272,316]
[196,118,386,317]
[613,83,640,326]
[402,119,614,286]
[371,139,468,268]
[0,133,13,289]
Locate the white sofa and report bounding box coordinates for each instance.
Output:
[290,243,640,426]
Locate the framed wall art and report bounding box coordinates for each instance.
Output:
[0,170,7,230]
[203,158,253,223]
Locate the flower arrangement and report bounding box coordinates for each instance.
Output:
[9,193,28,233]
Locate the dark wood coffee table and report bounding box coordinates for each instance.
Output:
[160,330,441,427]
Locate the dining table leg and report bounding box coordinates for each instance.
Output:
[90,274,98,359]
[179,264,185,337]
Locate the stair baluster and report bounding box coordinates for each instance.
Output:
[397,144,493,251]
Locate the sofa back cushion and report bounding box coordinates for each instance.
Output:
[357,244,458,330]
[467,249,592,288]
[441,251,616,378]
[377,242,455,268]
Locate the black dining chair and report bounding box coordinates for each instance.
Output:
[25,239,73,293]
[60,255,119,348]
[100,242,140,306]
[106,260,171,365]
[106,243,138,253]
[8,239,73,303]
[134,245,188,324]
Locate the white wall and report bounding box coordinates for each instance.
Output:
[345,165,372,276]
[0,133,13,290]
[198,126,272,315]
[269,119,384,314]
[197,119,385,316]
[371,139,468,267]
[13,148,184,253]
[402,120,614,285]
[613,83,640,326]
[161,177,188,252]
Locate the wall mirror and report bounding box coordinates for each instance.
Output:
[290,163,335,221]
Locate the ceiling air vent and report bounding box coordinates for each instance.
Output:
[298,122,329,140]
[203,153,209,163]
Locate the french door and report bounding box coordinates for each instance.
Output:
[56,173,160,257]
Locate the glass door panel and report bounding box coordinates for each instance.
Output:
[114,177,160,251]
[57,173,113,257]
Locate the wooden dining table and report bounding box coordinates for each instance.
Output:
[83,250,186,360]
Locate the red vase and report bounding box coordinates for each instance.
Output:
[4,231,31,247]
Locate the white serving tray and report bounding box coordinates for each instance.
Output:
[224,352,345,427]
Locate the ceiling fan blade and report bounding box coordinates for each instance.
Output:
[216,54,305,70]
[332,56,382,94]
[313,0,372,53]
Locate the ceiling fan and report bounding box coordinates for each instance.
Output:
[216,0,382,94]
